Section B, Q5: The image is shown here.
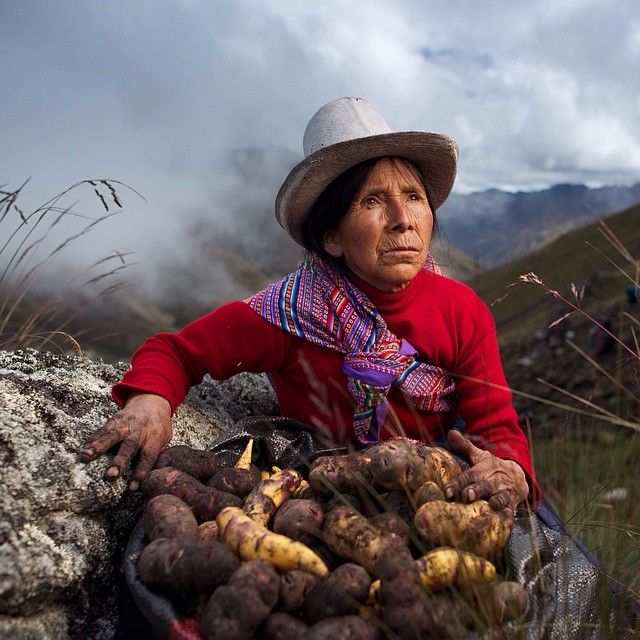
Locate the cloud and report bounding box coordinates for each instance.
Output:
[1,0,639,280]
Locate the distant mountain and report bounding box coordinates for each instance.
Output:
[439,183,640,267]
[471,200,640,343]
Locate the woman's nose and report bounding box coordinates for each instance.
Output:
[387,198,412,231]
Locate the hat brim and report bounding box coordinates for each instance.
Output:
[275,131,458,245]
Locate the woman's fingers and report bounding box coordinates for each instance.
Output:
[443,467,480,500]
[446,429,485,465]
[80,416,130,461]
[443,432,528,510]
[106,436,142,479]
[489,488,515,512]
[80,393,173,488]
[129,445,162,491]
[447,473,512,507]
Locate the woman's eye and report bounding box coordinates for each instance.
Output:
[408,193,420,201]
[363,196,378,206]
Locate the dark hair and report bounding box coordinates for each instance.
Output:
[300,156,438,263]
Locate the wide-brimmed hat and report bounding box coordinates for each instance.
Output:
[275,96,459,245]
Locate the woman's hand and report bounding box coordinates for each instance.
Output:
[443,429,529,513]
[80,392,172,491]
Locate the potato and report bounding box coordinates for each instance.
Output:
[207,465,261,498]
[434,580,528,628]
[137,537,239,592]
[198,520,219,541]
[308,541,343,572]
[383,594,470,640]
[487,581,528,622]
[323,506,413,578]
[382,490,414,527]
[273,499,324,545]
[378,570,425,608]
[303,563,372,623]
[422,446,461,487]
[413,480,445,507]
[309,451,375,497]
[414,499,512,558]
[217,506,329,578]
[368,512,409,546]
[142,494,199,541]
[142,466,242,522]
[278,570,319,613]
[416,547,496,591]
[325,493,362,514]
[303,615,382,640]
[155,445,219,481]
[259,612,308,640]
[369,440,461,491]
[200,559,280,640]
[244,469,303,527]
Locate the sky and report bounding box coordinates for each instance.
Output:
[2,0,640,279]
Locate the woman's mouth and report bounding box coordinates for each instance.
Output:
[381,247,419,254]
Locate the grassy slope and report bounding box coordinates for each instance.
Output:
[472,202,640,343]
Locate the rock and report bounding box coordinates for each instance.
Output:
[0,348,277,639]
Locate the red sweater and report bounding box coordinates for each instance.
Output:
[113,269,537,496]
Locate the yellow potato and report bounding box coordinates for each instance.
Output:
[243,468,302,526]
[217,506,329,578]
[414,500,512,558]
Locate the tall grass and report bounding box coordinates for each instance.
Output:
[0,178,141,353]
[502,221,640,634]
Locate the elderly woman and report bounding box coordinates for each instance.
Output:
[81,97,536,511]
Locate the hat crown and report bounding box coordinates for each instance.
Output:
[303,97,392,158]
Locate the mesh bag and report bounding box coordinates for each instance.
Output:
[124,417,635,639]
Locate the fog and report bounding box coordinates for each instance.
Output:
[2,0,639,290]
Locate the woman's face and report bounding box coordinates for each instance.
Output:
[322,157,433,292]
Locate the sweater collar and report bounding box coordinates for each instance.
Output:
[346,269,427,314]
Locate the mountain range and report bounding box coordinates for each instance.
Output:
[439,182,640,267]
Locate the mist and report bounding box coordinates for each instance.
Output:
[2,1,640,357]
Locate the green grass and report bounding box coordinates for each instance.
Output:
[532,426,640,595]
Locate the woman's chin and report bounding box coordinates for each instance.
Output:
[374,264,423,291]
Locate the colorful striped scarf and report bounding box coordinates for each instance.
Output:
[244,251,456,444]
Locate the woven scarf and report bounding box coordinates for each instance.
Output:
[244,251,456,444]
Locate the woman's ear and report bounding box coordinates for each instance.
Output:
[322,230,343,258]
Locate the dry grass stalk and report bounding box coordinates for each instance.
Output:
[0,178,142,352]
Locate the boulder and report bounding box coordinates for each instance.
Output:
[0,348,277,639]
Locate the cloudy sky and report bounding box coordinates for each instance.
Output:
[2,0,639,275]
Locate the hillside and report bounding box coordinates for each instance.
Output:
[473,201,640,342]
[473,202,640,434]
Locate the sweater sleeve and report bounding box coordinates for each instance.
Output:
[112,301,288,412]
[454,295,540,504]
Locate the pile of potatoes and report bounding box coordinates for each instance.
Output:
[137,438,527,640]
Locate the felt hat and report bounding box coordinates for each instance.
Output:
[275,96,459,245]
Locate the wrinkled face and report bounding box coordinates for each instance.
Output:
[322,157,433,292]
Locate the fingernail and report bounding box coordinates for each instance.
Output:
[106,466,119,479]
[129,480,139,492]
[445,487,454,500]
[467,489,477,501]
[82,448,94,458]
